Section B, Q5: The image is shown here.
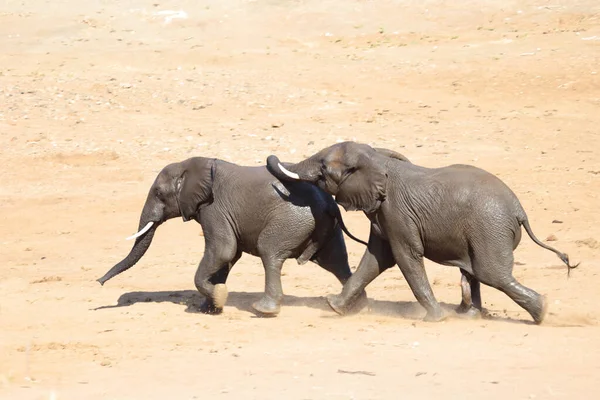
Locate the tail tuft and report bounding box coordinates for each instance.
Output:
[561,254,580,278]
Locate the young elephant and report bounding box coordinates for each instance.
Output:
[97,156,368,316]
[266,141,578,324]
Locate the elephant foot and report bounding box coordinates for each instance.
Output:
[456,302,483,319]
[198,300,223,315]
[212,284,228,309]
[326,294,350,316]
[456,305,482,320]
[344,291,370,315]
[423,308,447,322]
[455,301,471,314]
[533,295,549,325]
[252,296,281,317]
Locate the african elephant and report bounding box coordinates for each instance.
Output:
[96,156,368,316]
[266,141,578,324]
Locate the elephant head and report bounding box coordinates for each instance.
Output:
[96,157,216,285]
[266,142,410,214]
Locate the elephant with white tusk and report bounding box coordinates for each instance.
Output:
[266,141,578,324]
[97,156,368,317]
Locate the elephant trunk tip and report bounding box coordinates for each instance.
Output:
[266,155,296,181]
[266,155,281,173]
[96,277,108,286]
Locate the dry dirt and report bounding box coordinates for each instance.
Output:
[1,0,600,399]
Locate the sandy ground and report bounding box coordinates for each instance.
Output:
[1,0,600,398]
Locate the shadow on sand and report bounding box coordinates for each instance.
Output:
[94,289,536,324]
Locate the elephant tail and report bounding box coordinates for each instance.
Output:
[328,204,368,246]
[520,217,579,276]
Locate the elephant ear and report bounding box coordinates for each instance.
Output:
[334,152,387,214]
[178,158,216,221]
[374,147,411,163]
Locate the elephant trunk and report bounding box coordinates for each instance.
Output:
[97,200,162,285]
[96,226,157,285]
[266,155,320,183]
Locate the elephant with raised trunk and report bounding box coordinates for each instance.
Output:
[266,141,578,324]
[97,156,368,316]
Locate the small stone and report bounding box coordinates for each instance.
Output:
[552,220,563,224]
[545,234,558,242]
[271,122,284,128]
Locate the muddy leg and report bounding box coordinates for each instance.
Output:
[456,270,482,319]
[473,246,547,324]
[497,279,547,324]
[313,229,369,314]
[252,257,285,317]
[393,250,445,322]
[198,252,241,314]
[194,242,238,314]
[326,232,395,316]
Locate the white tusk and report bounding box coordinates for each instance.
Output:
[125,221,154,240]
[278,163,300,180]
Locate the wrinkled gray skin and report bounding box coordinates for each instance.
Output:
[266,141,578,324]
[97,157,368,316]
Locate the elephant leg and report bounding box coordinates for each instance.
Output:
[392,247,445,322]
[456,269,482,319]
[497,280,547,324]
[312,229,368,314]
[198,252,242,314]
[252,256,285,317]
[194,243,238,314]
[326,231,395,316]
[209,265,231,286]
[495,279,547,324]
[473,244,547,324]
